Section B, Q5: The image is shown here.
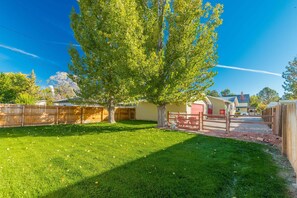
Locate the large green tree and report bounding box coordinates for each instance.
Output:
[257,87,280,105]
[282,56,297,99]
[0,71,39,104]
[138,0,223,126]
[69,0,146,123]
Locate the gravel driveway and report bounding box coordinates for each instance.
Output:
[230,117,272,133]
[203,116,272,133]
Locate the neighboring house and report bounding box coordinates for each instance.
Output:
[53,98,78,106]
[35,100,47,105]
[232,92,250,113]
[135,99,211,121]
[207,96,238,115]
[53,98,104,107]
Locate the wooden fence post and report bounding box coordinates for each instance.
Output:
[282,105,287,155]
[272,112,276,134]
[119,108,121,121]
[226,112,230,133]
[80,107,83,124]
[278,105,283,137]
[200,112,203,131]
[21,105,25,127]
[56,107,59,125]
[167,111,170,127]
[101,108,103,122]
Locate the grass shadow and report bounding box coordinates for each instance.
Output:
[0,120,157,138]
[43,135,288,198]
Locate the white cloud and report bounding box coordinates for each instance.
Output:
[216,64,282,77]
[0,44,39,58]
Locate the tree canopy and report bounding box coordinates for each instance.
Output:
[220,88,233,97]
[257,87,280,105]
[282,56,297,99]
[250,95,266,113]
[69,0,222,125]
[69,0,147,123]
[137,0,223,126]
[0,71,40,104]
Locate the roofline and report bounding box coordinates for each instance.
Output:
[207,95,233,104]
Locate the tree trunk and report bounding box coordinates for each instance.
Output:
[157,104,167,128]
[108,99,116,124]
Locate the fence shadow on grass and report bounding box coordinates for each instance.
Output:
[0,120,157,138]
[43,135,287,198]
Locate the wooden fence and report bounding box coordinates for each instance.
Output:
[0,104,135,127]
[279,103,297,178]
[262,107,280,136]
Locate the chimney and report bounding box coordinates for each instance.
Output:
[240,91,245,101]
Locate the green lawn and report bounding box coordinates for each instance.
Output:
[0,121,288,197]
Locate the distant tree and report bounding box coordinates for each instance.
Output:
[27,70,40,98]
[47,72,78,100]
[15,93,37,105]
[257,103,267,112]
[137,0,223,127]
[39,87,54,105]
[250,95,265,113]
[250,95,260,108]
[206,90,220,97]
[257,87,280,105]
[69,0,146,123]
[282,56,297,99]
[220,88,234,96]
[0,72,39,104]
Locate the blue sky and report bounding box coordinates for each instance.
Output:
[0,0,296,96]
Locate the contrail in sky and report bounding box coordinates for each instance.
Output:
[216,64,282,77]
[0,43,64,70]
[0,44,39,58]
[0,42,283,77]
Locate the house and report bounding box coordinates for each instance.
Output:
[35,100,47,105]
[135,99,211,121]
[207,96,238,115]
[232,92,250,113]
[53,98,78,106]
[53,98,105,107]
